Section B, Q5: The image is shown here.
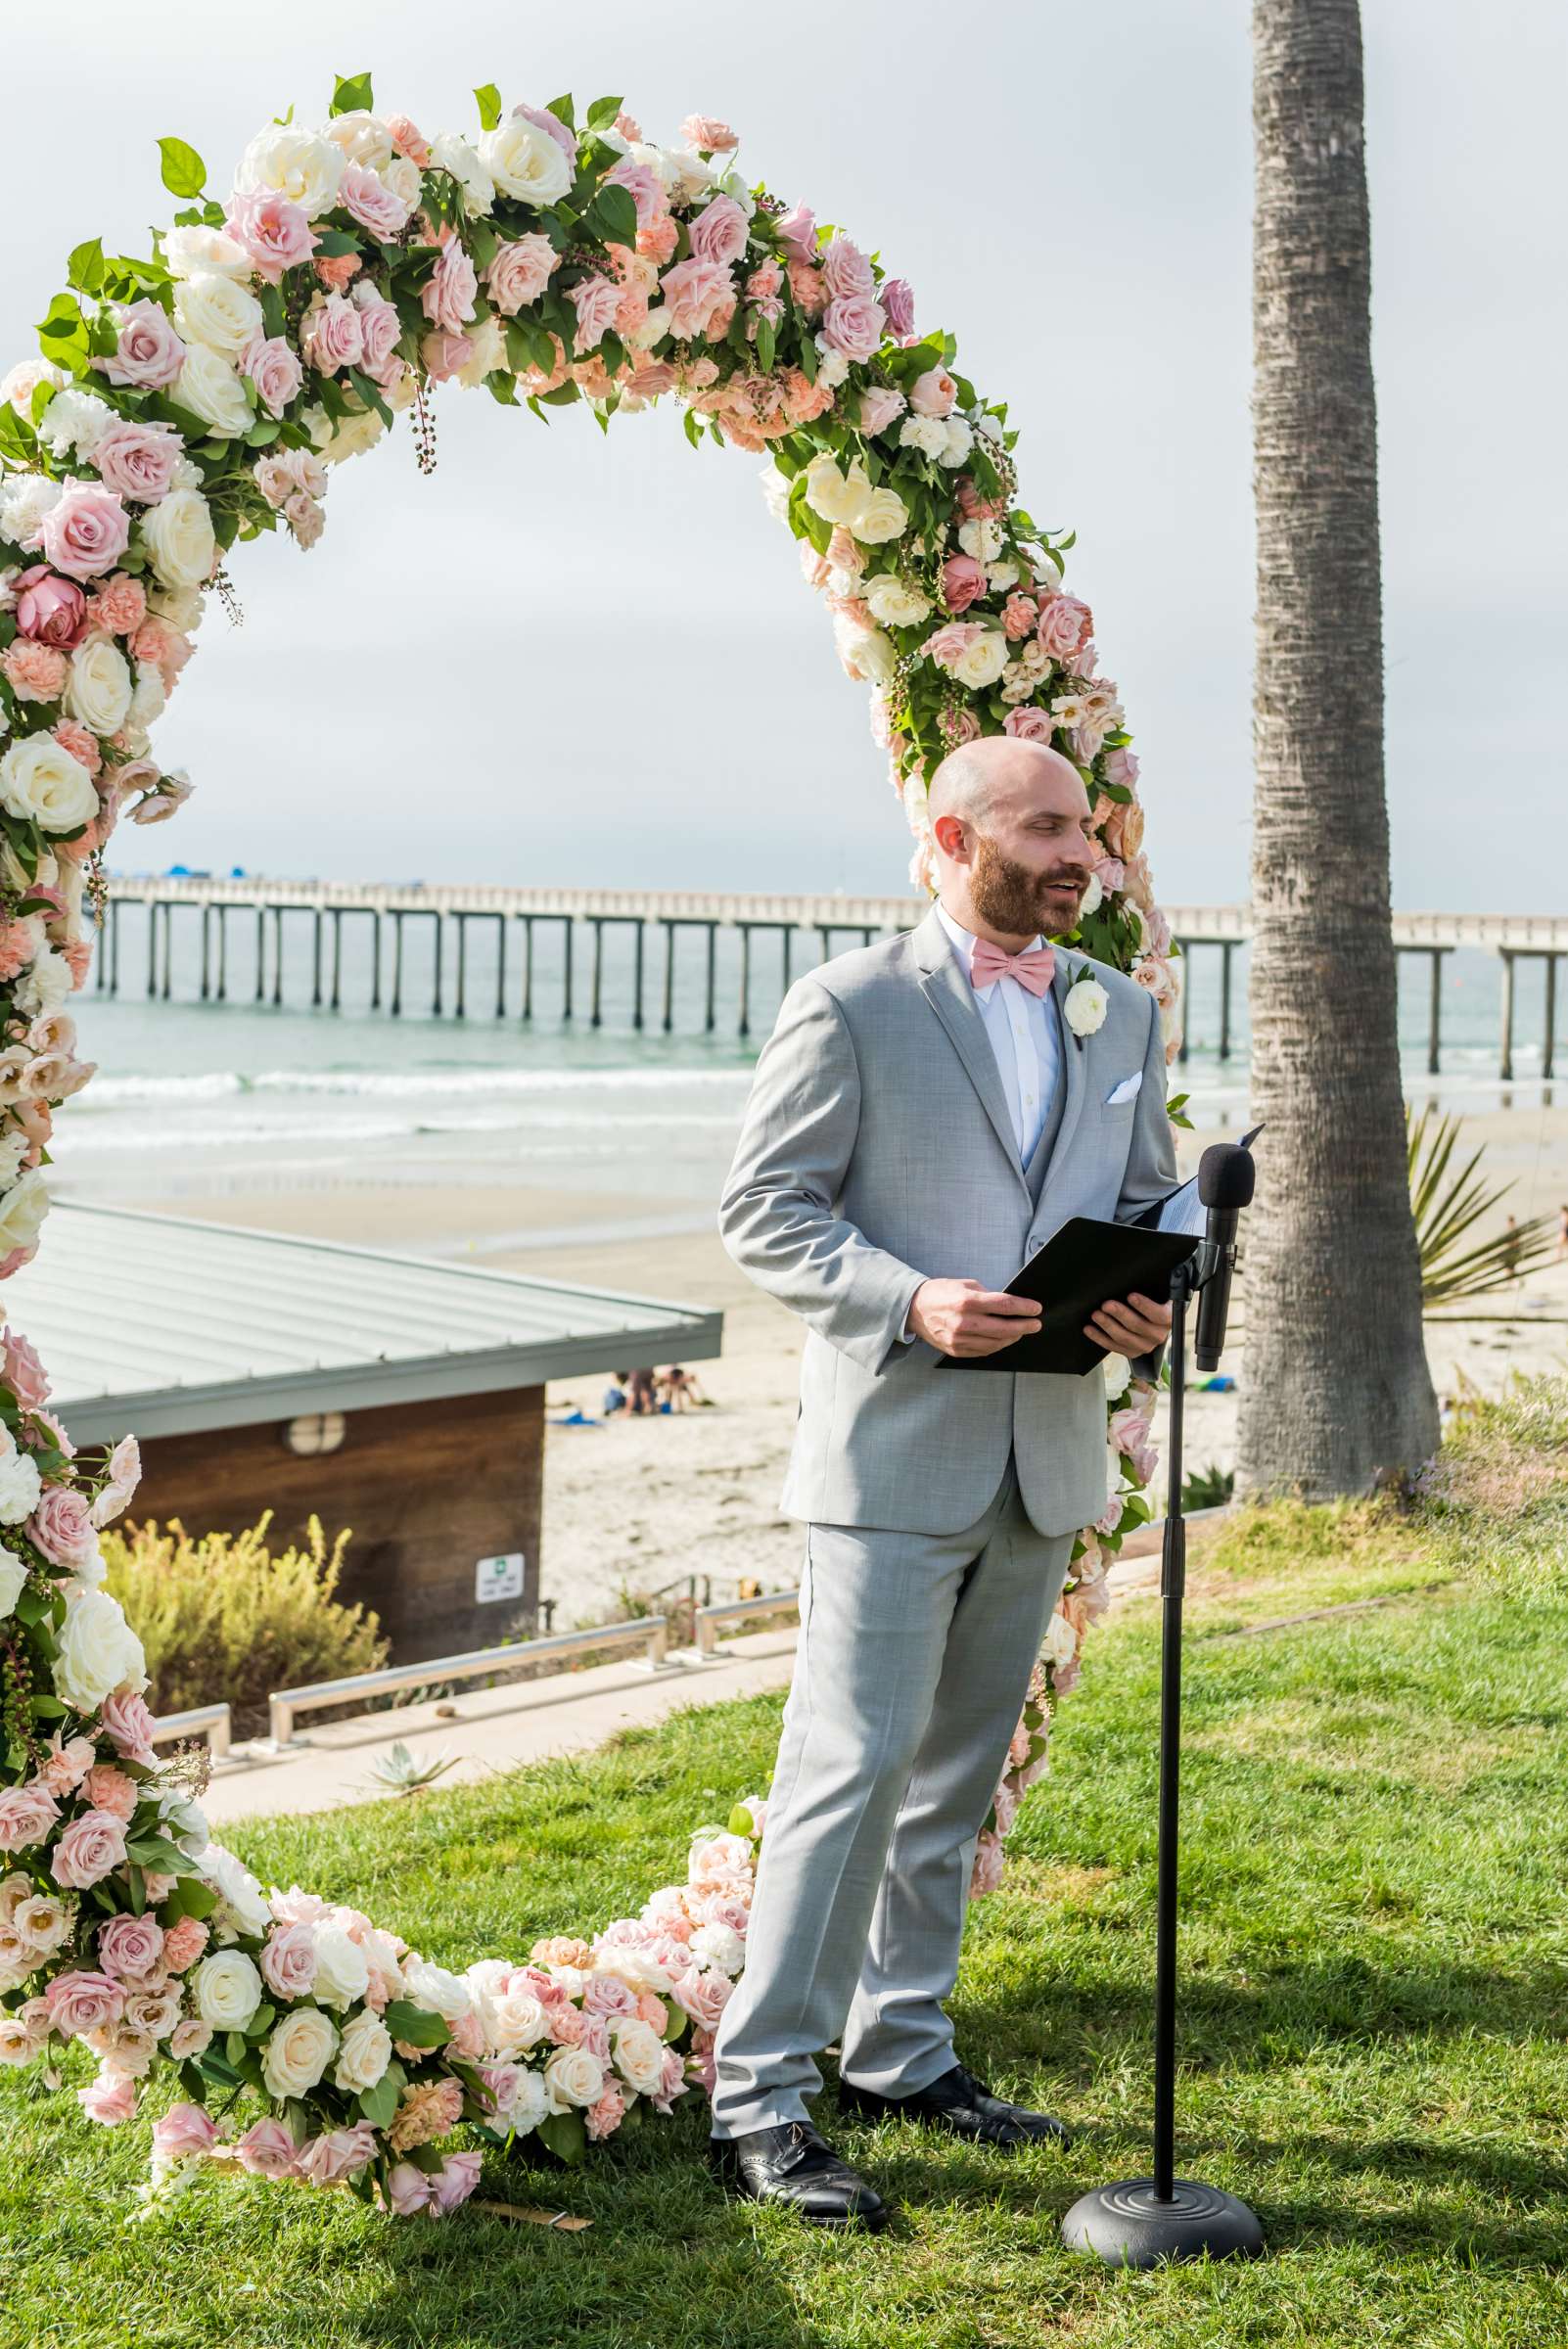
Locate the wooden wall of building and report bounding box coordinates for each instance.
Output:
[118,1386,545,1664]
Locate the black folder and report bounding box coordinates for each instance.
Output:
[935,1216,1201,1379]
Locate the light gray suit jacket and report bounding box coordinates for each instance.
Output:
[717,901,1178,1537]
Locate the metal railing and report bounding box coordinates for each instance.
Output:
[151,1702,232,1760]
[266,1615,673,1747]
[694,1591,802,1658]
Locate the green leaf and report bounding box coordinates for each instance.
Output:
[381,1999,450,2050]
[357,2074,399,2131]
[585,94,623,130]
[545,94,576,131]
[314,229,361,257]
[587,184,638,249]
[67,239,105,297]
[224,2031,247,2067]
[243,2003,275,2039]
[27,1693,68,1720]
[13,1588,48,1627]
[330,71,375,118]
[197,2049,244,2089]
[485,370,520,407]
[160,1876,217,1925]
[798,335,818,386]
[536,2108,587,2166]
[474,83,502,133]
[727,1802,757,1837]
[122,1832,186,1872]
[756,319,776,377]
[346,367,393,428]
[682,405,704,450]
[157,137,208,200]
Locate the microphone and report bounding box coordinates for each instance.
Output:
[1193,1143,1255,1373]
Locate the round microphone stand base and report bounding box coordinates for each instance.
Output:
[1060,2177,1265,2269]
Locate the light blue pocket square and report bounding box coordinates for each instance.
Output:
[1105,1072,1143,1106]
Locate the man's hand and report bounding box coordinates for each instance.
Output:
[908,1278,1042,1359]
[1085,1290,1173,1360]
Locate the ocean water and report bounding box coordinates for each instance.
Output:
[51,913,1561,1224]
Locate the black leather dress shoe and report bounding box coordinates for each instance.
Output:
[708,2121,890,2231]
[837,2061,1070,2149]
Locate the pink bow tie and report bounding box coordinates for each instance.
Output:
[969,937,1056,996]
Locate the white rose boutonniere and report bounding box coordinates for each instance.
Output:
[1063,970,1109,1042]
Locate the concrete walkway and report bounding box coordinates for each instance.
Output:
[197,1537,1170,1829]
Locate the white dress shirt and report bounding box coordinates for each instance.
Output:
[933,900,1062,1168]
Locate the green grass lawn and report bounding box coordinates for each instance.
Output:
[4,1474,1566,2348]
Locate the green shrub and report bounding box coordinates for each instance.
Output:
[1415,1373,1568,1592]
[101,1512,388,1737]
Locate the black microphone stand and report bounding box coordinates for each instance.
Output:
[1061,1241,1266,2267]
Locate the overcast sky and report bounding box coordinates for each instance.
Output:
[3,2,1562,909]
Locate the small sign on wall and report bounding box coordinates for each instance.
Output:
[475,1551,526,1605]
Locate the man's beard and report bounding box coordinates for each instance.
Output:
[970,834,1084,938]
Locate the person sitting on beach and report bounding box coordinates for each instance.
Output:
[602,1371,629,1419]
[659,1364,701,1413]
[627,1365,660,1416]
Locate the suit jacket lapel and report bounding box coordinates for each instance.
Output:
[1032,949,1089,1216]
[911,905,1031,1200]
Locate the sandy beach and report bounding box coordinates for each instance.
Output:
[138,1099,1568,1635]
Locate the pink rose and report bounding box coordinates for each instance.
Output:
[349,283,402,382]
[909,366,956,418]
[602,161,667,232]
[669,1966,731,2031]
[259,1919,317,2001]
[694,1889,750,1938]
[15,568,87,650]
[1003,708,1056,745]
[284,491,324,548]
[659,256,734,341]
[569,274,622,354]
[152,2100,217,2160]
[447,2008,485,2061]
[582,1972,638,2019]
[234,2117,300,2178]
[940,554,987,613]
[821,236,875,300]
[39,481,129,581]
[296,2124,379,2186]
[2,1326,50,1409]
[774,203,816,256]
[690,195,750,269]
[585,2082,627,2142]
[941,706,983,748]
[386,2161,436,2217]
[485,235,558,316]
[45,1969,124,2037]
[81,1766,137,1821]
[429,2150,484,2216]
[1036,594,1094,662]
[420,328,476,384]
[387,115,432,167]
[923,620,987,674]
[237,333,303,421]
[78,2068,137,2125]
[820,294,885,363]
[881,276,915,341]
[52,1808,128,1891]
[223,191,318,284]
[96,300,187,392]
[168,2017,211,2059]
[651,2044,689,2113]
[421,242,478,334]
[300,293,364,376]
[2,640,69,702]
[26,1482,96,1565]
[340,162,413,239]
[513,100,577,161]
[0,1781,60,1852]
[98,1690,159,1768]
[161,1915,208,1972]
[89,1436,141,1532]
[91,422,182,506]
[679,115,738,153]
[858,386,906,437]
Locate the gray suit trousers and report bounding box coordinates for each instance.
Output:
[709,1449,1075,2139]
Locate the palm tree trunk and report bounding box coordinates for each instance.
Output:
[1238,0,1437,1496]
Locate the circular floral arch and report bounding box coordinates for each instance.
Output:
[0,76,1180,2216]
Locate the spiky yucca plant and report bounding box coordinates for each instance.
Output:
[1408,1105,1555,1308]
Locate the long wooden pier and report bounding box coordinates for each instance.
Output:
[96,877,1568,1077]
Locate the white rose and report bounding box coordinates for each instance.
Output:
[939,417,974,466]
[401,1958,473,2022]
[172,271,264,360]
[1063,975,1110,1036]
[1043,1608,1079,1673]
[609,2017,667,2096]
[15,948,72,1020]
[1078,871,1105,920]
[813,342,850,390]
[147,582,206,632]
[306,404,385,466]
[957,518,1005,564]
[323,111,394,169]
[1103,1349,1132,1399]
[0,475,62,551]
[66,1532,107,1590]
[628,141,680,195]
[261,2005,338,2098]
[0,1449,40,1531]
[507,2066,550,2137]
[664,147,715,203]
[479,117,573,206]
[487,1989,551,2053]
[36,389,114,460]
[757,462,792,524]
[803,454,870,529]
[0,738,98,834]
[63,635,132,737]
[381,154,423,211]
[863,573,932,628]
[898,414,948,460]
[0,1551,25,1620]
[163,225,254,282]
[199,1842,271,1938]
[53,1585,147,1709]
[715,168,756,217]
[233,125,345,220]
[1036,552,1064,593]
[428,132,495,218]
[192,1948,262,2031]
[159,1792,209,1862]
[172,346,253,438]
[542,2044,606,2110]
[139,487,217,590]
[332,2005,392,2092]
[853,486,909,545]
[625,303,670,351]
[128,666,167,734]
[455,317,508,390]
[833,616,897,686]
[951,631,1009,690]
[988,560,1022,591]
[588,1944,675,1998]
[310,1921,370,2010]
[689,1920,745,1975]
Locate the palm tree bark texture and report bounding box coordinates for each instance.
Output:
[1240,0,1438,1496]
